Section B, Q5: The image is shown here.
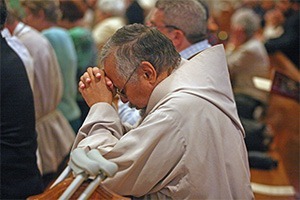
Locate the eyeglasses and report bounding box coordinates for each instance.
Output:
[163,25,182,31]
[115,65,139,98]
[147,22,182,32]
[148,23,185,36]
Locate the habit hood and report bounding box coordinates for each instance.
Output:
[146,44,244,136]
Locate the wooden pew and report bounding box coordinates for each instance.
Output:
[250,146,296,200]
[28,177,130,200]
[250,51,299,199]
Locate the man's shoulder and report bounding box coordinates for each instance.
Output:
[20,27,51,48]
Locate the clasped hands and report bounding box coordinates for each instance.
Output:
[78,67,115,107]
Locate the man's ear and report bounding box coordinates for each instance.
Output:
[172,29,186,48]
[140,61,157,84]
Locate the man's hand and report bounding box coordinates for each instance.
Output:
[78,67,115,107]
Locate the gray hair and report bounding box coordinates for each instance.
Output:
[231,8,261,38]
[100,23,181,80]
[155,0,208,44]
[20,0,61,23]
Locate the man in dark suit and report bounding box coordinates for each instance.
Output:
[264,0,300,69]
[0,0,43,198]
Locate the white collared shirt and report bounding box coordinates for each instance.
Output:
[180,39,211,59]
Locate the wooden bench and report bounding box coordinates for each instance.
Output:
[250,147,296,200]
[28,177,130,200]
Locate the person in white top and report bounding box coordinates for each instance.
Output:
[5,8,75,187]
[92,0,126,51]
[71,24,254,199]
[226,8,270,106]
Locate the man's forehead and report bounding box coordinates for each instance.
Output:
[103,55,121,83]
[103,61,114,79]
[103,53,114,68]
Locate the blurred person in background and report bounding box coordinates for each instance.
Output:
[262,7,285,40]
[82,0,98,29]
[0,0,43,198]
[5,0,76,187]
[58,0,99,122]
[264,0,299,69]
[226,8,270,119]
[1,3,34,88]
[92,0,126,51]
[125,0,145,24]
[20,0,82,133]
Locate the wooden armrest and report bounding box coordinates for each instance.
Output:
[27,177,130,200]
[269,52,300,82]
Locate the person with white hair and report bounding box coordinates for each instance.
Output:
[92,0,127,51]
[226,8,270,119]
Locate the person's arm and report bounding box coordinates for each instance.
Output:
[73,67,122,151]
[75,107,184,197]
[74,67,184,197]
[72,102,123,152]
[71,97,184,197]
